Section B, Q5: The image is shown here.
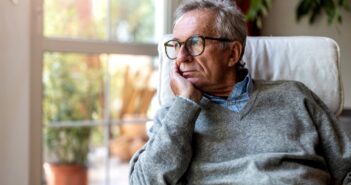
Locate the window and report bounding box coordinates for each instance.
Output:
[31,0,178,184]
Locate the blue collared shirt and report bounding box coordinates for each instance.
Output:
[204,72,253,112]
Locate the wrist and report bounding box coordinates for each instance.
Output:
[180,91,202,103]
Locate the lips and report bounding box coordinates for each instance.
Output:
[181,70,196,78]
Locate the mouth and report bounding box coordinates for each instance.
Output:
[181,70,196,78]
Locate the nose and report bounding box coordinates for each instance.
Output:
[175,45,193,64]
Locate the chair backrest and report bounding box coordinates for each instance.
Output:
[157,35,344,116]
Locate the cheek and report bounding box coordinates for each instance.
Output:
[203,59,229,81]
[194,59,211,77]
[194,48,229,77]
[201,56,224,71]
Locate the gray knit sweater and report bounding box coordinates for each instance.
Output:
[129,80,351,185]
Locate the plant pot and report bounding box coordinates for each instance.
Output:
[44,163,88,185]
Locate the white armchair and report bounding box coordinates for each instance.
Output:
[157,36,343,116]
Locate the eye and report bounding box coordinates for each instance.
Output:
[188,36,204,54]
[188,37,201,46]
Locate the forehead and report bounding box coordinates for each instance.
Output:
[173,10,217,41]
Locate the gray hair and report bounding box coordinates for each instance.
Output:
[175,0,248,69]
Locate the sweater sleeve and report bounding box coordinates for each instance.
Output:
[129,96,201,185]
[306,92,351,185]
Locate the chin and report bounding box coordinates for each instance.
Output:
[187,77,200,85]
[188,78,206,89]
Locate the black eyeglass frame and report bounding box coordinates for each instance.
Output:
[164,35,234,60]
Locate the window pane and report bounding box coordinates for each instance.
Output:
[107,55,158,184]
[43,52,105,123]
[44,0,158,43]
[44,0,107,40]
[42,52,158,184]
[89,126,108,185]
[108,54,158,121]
[42,52,158,123]
[109,0,155,42]
[109,121,153,185]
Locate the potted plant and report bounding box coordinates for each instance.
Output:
[296,0,350,24]
[43,127,91,185]
[43,54,104,185]
[236,0,350,35]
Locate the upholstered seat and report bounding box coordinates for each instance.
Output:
[157,35,343,116]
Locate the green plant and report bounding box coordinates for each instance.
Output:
[44,127,92,165]
[240,0,351,30]
[110,0,155,42]
[240,0,272,29]
[43,53,104,166]
[297,0,350,24]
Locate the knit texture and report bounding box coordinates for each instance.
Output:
[129,80,351,185]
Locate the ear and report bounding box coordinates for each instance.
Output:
[228,41,243,67]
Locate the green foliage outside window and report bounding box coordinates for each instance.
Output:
[43,53,104,166]
[240,0,350,30]
[44,0,156,42]
[44,0,106,39]
[296,0,350,24]
[42,0,156,168]
[110,0,155,42]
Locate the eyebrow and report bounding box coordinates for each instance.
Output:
[170,33,207,41]
[170,34,203,42]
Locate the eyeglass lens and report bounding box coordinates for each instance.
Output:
[165,36,205,60]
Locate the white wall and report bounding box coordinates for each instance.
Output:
[0,0,30,185]
[261,0,351,108]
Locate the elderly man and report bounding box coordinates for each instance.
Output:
[129,0,351,184]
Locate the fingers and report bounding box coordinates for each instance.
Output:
[170,62,185,87]
[170,62,185,96]
[170,62,181,79]
[169,62,202,103]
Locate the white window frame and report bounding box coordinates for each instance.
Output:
[29,0,180,184]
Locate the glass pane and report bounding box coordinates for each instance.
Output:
[42,52,158,185]
[108,149,131,185]
[44,0,158,43]
[109,121,153,185]
[110,0,155,42]
[108,55,157,184]
[43,52,105,123]
[42,53,107,184]
[89,126,108,185]
[44,0,107,40]
[108,54,158,121]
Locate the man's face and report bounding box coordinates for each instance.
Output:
[172,10,236,94]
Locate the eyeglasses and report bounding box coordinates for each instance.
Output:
[164,35,234,60]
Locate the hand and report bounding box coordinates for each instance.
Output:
[169,62,202,103]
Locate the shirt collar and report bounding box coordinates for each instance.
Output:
[228,70,253,101]
[204,69,253,102]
